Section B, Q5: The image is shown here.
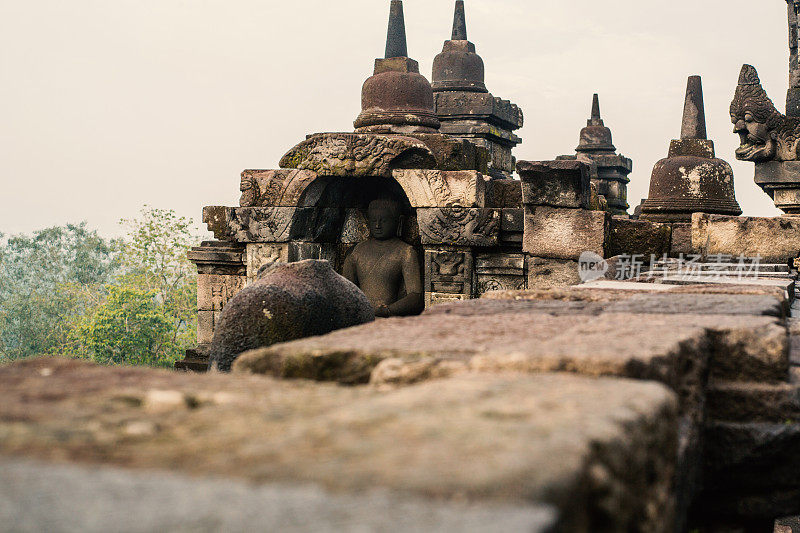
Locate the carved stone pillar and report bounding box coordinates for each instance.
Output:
[176,241,245,371]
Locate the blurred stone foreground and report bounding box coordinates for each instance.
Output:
[2,279,799,531]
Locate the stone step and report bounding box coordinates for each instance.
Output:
[654,276,795,298]
[237,302,789,396]
[704,420,800,493]
[0,358,680,533]
[707,381,800,423]
[652,262,790,273]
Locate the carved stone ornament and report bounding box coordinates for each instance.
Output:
[239,169,319,208]
[417,208,500,246]
[392,169,485,208]
[424,249,473,295]
[279,133,436,178]
[203,206,295,243]
[730,64,800,162]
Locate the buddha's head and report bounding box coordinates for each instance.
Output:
[730,64,782,161]
[367,198,401,241]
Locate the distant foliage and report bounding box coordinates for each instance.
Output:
[0,223,121,363]
[0,208,198,368]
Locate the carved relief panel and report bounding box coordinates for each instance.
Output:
[246,244,289,285]
[424,248,474,297]
[475,253,526,296]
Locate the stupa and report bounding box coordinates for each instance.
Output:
[431,0,523,179]
[559,94,633,215]
[640,76,742,223]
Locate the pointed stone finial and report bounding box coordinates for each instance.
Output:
[591,93,601,119]
[385,0,408,59]
[452,0,468,41]
[681,76,707,140]
[587,93,605,126]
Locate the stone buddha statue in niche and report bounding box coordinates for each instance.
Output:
[343,198,423,317]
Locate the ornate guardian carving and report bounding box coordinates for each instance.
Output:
[730,64,800,162]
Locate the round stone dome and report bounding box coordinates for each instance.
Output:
[576,94,615,153]
[354,59,440,133]
[640,155,742,222]
[432,40,486,93]
[578,124,615,152]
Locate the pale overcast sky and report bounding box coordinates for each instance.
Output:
[0,0,791,237]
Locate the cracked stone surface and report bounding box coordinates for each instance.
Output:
[0,358,678,532]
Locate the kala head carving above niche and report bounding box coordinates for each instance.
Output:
[731,64,800,162]
[279,133,437,178]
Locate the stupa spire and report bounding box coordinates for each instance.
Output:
[589,94,604,126]
[452,0,467,41]
[385,0,408,59]
[680,75,708,140]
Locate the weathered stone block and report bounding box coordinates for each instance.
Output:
[523,207,609,260]
[475,254,526,294]
[246,244,288,285]
[197,310,222,345]
[417,208,500,246]
[424,249,473,295]
[204,207,296,243]
[670,223,693,256]
[197,274,246,312]
[518,160,591,209]
[0,458,558,533]
[501,208,523,231]
[235,311,709,413]
[0,358,679,532]
[606,219,671,258]
[692,213,800,263]
[485,179,522,208]
[392,170,485,208]
[603,293,785,318]
[239,169,318,207]
[704,420,800,491]
[707,381,800,423]
[187,241,246,277]
[527,257,581,290]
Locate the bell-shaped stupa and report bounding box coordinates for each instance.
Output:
[568,94,633,215]
[640,76,742,222]
[431,0,522,179]
[354,1,440,134]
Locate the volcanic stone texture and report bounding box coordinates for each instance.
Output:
[693,213,800,263]
[0,357,678,533]
[518,160,592,209]
[0,458,558,533]
[208,260,373,372]
[523,207,609,260]
[606,218,672,258]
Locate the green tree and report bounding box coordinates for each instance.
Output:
[79,285,176,366]
[118,206,198,356]
[0,224,121,363]
[74,207,198,367]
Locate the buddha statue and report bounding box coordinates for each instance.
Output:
[342,198,423,317]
